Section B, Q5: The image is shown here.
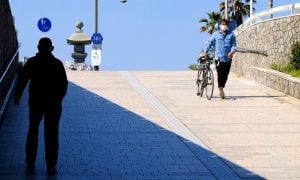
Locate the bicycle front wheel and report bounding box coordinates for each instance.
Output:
[196,68,204,97]
[205,68,214,100]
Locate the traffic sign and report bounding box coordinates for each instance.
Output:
[91,33,103,44]
[37,17,52,32]
[91,49,102,66]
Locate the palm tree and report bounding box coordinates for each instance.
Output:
[199,11,221,35]
[219,0,256,26]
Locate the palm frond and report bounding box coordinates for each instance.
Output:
[200,26,208,32]
[199,18,208,23]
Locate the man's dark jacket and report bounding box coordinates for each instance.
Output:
[14,52,68,108]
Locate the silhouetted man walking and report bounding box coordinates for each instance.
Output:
[14,37,68,175]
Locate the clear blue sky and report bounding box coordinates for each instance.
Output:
[9,0,300,70]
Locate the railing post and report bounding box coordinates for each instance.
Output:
[250,0,253,17]
[291,4,295,15]
[269,0,273,19]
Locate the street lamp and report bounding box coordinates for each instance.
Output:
[93,0,127,71]
[95,0,98,33]
[225,0,228,19]
[250,0,253,17]
[95,0,128,32]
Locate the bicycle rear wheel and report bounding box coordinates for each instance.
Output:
[205,68,214,100]
[196,68,204,97]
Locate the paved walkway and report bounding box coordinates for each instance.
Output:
[0,71,300,179]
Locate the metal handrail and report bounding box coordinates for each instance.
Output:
[0,77,17,119]
[0,45,21,121]
[0,45,20,84]
[236,48,268,56]
[236,3,300,34]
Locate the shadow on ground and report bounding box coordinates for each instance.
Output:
[209,95,285,101]
[0,82,265,179]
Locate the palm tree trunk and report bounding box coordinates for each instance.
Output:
[269,0,273,19]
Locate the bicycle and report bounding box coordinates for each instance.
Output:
[196,55,217,100]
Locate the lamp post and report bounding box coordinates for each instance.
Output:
[269,0,273,19]
[95,0,98,33]
[95,0,127,33]
[225,0,228,19]
[92,0,127,71]
[250,0,253,17]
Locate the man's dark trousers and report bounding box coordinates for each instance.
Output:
[25,104,62,168]
[216,60,232,88]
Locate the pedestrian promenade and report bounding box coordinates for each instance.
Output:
[1,71,300,179]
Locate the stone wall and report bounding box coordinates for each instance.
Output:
[232,15,300,77]
[251,67,300,99]
[0,0,19,121]
[0,0,18,77]
[231,15,300,99]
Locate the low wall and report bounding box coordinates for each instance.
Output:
[250,67,300,99]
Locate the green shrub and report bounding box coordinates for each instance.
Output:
[290,41,300,69]
[189,64,198,70]
[271,62,296,72]
[270,63,279,71]
[288,70,300,78]
[270,42,300,78]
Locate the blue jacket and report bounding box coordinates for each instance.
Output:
[205,30,236,62]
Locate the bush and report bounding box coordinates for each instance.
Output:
[271,62,296,72]
[270,42,300,78]
[270,63,279,71]
[189,64,198,70]
[290,41,300,69]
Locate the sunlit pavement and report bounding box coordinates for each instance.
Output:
[1,71,300,179]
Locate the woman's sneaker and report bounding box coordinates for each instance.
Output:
[219,88,225,99]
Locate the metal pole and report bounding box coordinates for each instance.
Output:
[225,0,228,19]
[95,0,98,33]
[250,0,253,17]
[291,4,295,15]
[269,0,273,19]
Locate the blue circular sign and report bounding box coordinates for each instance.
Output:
[37,18,52,32]
[91,33,103,44]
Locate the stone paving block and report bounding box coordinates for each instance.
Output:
[0,72,224,179]
[130,71,300,179]
[2,71,299,179]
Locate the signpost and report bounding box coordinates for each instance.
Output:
[91,49,102,68]
[91,32,103,71]
[91,33,103,45]
[37,17,52,32]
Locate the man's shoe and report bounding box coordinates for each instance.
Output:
[47,167,57,175]
[219,88,225,99]
[25,162,35,175]
[25,161,35,169]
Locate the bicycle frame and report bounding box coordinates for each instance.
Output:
[196,55,215,100]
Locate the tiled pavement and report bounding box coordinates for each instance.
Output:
[0,71,300,179]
